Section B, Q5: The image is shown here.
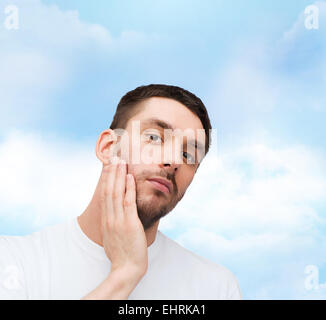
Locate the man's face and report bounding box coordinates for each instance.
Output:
[118,97,206,230]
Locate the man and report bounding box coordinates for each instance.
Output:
[0,84,242,299]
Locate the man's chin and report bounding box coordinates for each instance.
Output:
[136,198,170,227]
[137,188,170,204]
[137,209,162,231]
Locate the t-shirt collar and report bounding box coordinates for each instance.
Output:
[69,217,161,264]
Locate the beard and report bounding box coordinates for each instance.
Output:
[133,169,185,230]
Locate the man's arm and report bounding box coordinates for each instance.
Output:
[82,267,143,300]
[82,157,148,300]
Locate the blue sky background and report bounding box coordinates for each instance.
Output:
[0,0,326,299]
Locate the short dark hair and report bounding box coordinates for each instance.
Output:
[110,84,212,155]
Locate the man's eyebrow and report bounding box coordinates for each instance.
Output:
[141,118,174,130]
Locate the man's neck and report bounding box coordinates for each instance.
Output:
[77,179,159,248]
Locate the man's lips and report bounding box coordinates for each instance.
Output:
[147,177,173,194]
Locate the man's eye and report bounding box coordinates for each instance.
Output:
[145,133,162,143]
[183,151,195,164]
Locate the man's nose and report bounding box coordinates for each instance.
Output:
[160,142,182,173]
[160,161,180,174]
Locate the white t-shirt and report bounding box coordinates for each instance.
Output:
[0,217,242,300]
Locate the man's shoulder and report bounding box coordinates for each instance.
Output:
[157,230,241,297]
[0,218,72,258]
[158,230,231,271]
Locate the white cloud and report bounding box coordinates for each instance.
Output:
[0,129,101,228]
[161,140,326,237]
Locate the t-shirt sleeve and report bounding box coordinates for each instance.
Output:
[0,237,28,299]
[227,275,242,300]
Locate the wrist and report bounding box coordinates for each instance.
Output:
[106,267,145,293]
[110,264,147,280]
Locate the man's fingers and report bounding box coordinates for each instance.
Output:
[102,156,119,219]
[112,159,127,217]
[101,156,119,188]
[124,174,137,216]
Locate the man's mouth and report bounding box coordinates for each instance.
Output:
[147,177,172,194]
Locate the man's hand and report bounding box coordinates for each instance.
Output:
[101,157,148,276]
[82,157,148,300]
